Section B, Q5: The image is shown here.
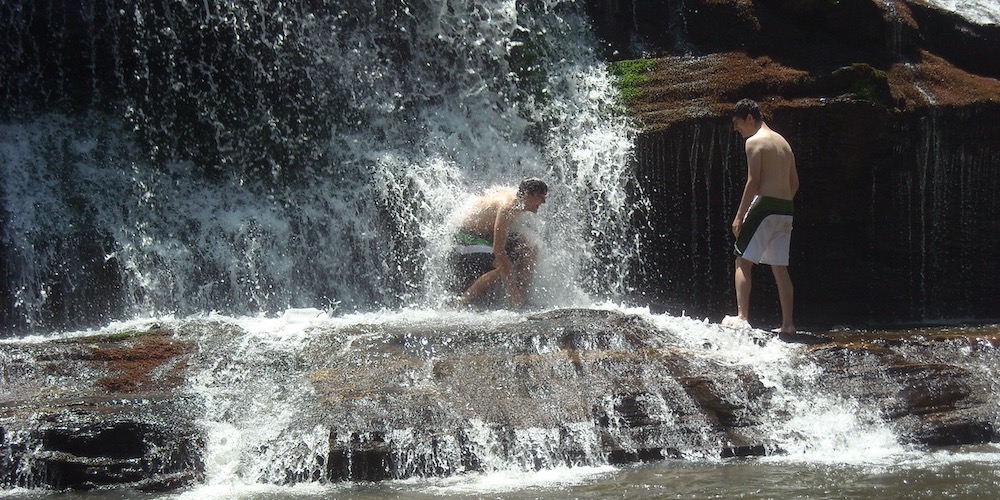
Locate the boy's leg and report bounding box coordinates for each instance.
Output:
[771,265,795,333]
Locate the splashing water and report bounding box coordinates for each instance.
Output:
[0,0,644,333]
[646,313,906,464]
[923,0,1000,25]
[132,306,913,494]
[8,1,1000,496]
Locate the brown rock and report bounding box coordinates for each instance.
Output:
[4,310,997,490]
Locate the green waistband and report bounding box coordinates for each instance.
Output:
[752,196,794,215]
[455,232,492,246]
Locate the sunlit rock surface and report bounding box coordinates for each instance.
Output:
[2,309,997,490]
[0,328,202,490]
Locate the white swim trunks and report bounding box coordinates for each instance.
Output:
[734,195,794,266]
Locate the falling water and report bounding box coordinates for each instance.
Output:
[0,0,652,491]
[0,0,644,335]
[3,1,1000,497]
[924,0,1000,25]
[143,307,910,495]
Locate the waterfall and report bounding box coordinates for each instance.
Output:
[0,0,644,335]
[923,0,1000,25]
[877,0,907,56]
[633,119,742,315]
[160,307,904,492]
[873,106,1000,322]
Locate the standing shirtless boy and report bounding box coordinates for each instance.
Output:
[452,178,548,308]
[724,99,800,333]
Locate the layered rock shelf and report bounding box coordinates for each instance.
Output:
[2,309,998,490]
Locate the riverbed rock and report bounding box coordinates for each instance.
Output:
[0,328,202,490]
[808,329,1000,446]
[2,309,998,490]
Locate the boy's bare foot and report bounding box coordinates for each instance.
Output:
[722,315,751,329]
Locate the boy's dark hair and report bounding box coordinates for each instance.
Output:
[733,98,762,121]
[517,177,548,197]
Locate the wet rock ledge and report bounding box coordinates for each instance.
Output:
[1,309,998,491]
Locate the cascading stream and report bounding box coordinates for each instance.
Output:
[1,0,644,334]
[3,0,1000,495]
[171,308,909,490]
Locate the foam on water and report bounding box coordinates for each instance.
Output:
[640,309,909,465]
[171,482,333,500]
[923,0,1000,25]
[418,464,619,495]
[0,0,643,333]
[7,305,1000,495]
[167,464,617,499]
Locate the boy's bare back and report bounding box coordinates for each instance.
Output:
[746,124,798,200]
[459,189,518,237]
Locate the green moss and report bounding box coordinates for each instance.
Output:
[609,59,658,103]
[830,63,891,105]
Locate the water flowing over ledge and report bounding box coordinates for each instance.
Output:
[2,308,998,491]
[2,1,1000,495]
[1,1,643,335]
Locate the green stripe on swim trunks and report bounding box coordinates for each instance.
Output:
[455,232,492,246]
[734,196,794,256]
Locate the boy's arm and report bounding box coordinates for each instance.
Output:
[733,140,763,236]
[492,205,517,274]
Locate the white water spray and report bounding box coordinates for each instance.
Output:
[0,0,643,333]
[923,0,1000,25]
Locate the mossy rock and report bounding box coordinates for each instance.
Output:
[608,59,658,103]
[820,63,892,106]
